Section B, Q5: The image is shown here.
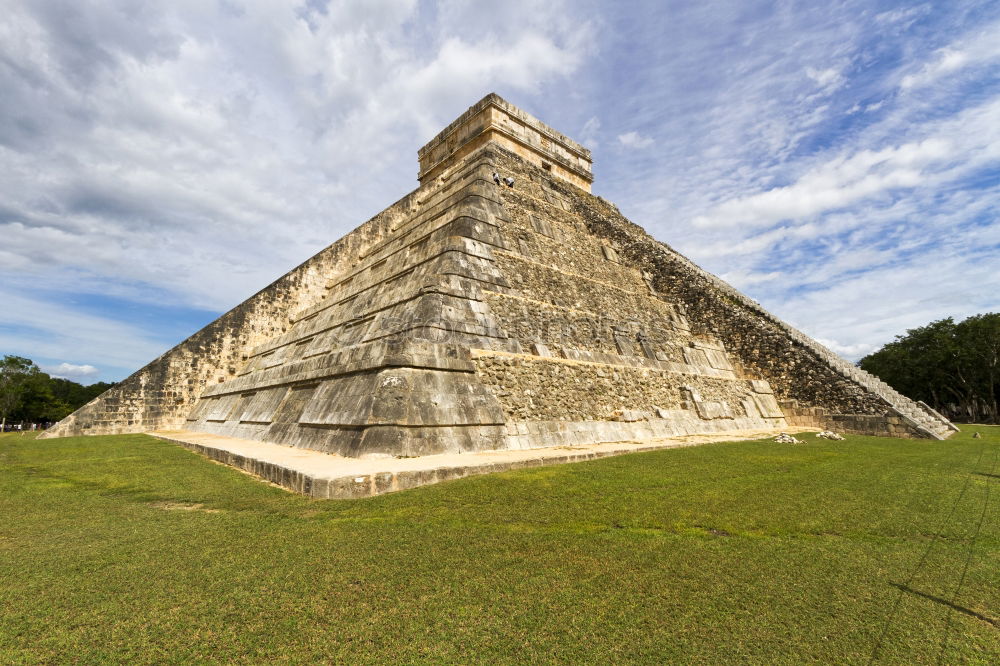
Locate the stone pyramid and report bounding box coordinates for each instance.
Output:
[43,94,955,455]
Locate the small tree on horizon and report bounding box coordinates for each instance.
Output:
[0,355,39,430]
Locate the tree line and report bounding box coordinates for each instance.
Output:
[859,313,999,424]
[0,355,115,429]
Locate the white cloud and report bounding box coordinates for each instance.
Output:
[41,362,100,381]
[617,131,654,149]
[0,0,592,330]
[783,246,1000,363]
[806,66,844,91]
[899,21,1000,90]
[814,339,877,361]
[580,115,601,148]
[874,5,930,31]
[692,136,953,227]
[692,94,1000,229]
[900,48,970,90]
[0,286,169,373]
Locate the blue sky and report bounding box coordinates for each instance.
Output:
[2,0,999,384]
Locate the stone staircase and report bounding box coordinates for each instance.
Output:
[655,242,958,440]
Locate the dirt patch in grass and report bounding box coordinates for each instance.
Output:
[694,524,733,537]
[148,501,222,513]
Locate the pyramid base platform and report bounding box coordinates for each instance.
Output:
[149,426,815,499]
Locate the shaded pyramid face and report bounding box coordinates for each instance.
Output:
[44,94,955,449]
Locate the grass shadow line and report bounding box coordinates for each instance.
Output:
[890,582,999,628]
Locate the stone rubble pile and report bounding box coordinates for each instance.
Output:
[815,430,845,440]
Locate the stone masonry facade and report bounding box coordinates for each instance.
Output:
[43,94,954,451]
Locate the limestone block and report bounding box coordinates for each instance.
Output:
[683,347,710,368]
[680,385,703,402]
[204,394,240,422]
[613,409,649,422]
[235,387,289,424]
[690,339,726,352]
[614,334,635,356]
[601,245,621,263]
[704,350,734,371]
[532,342,553,357]
[694,400,734,420]
[752,393,785,419]
[637,335,657,360]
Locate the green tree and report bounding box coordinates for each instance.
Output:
[1,355,39,429]
[15,373,72,422]
[1,356,115,429]
[860,313,1000,423]
[954,313,1000,422]
[49,378,115,411]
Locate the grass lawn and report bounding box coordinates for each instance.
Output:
[1,427,997,664]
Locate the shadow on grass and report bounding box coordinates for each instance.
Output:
[890,583,1000,628]
[12,465,160,503]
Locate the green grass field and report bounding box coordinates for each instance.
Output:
[1,427,997,664]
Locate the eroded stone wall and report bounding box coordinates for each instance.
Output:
[486,144,952,438]
[466,146,787,436]
[487,149,808,402]
[483,291,688,363]
[179,158,518,456]
[41,190,422,438]
[474,353,778,422]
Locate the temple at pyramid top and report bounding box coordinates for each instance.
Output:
[417,93,594,191]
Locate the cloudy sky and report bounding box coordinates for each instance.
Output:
[2,0,999,384]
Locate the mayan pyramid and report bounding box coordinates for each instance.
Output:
[43,94,955,456]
